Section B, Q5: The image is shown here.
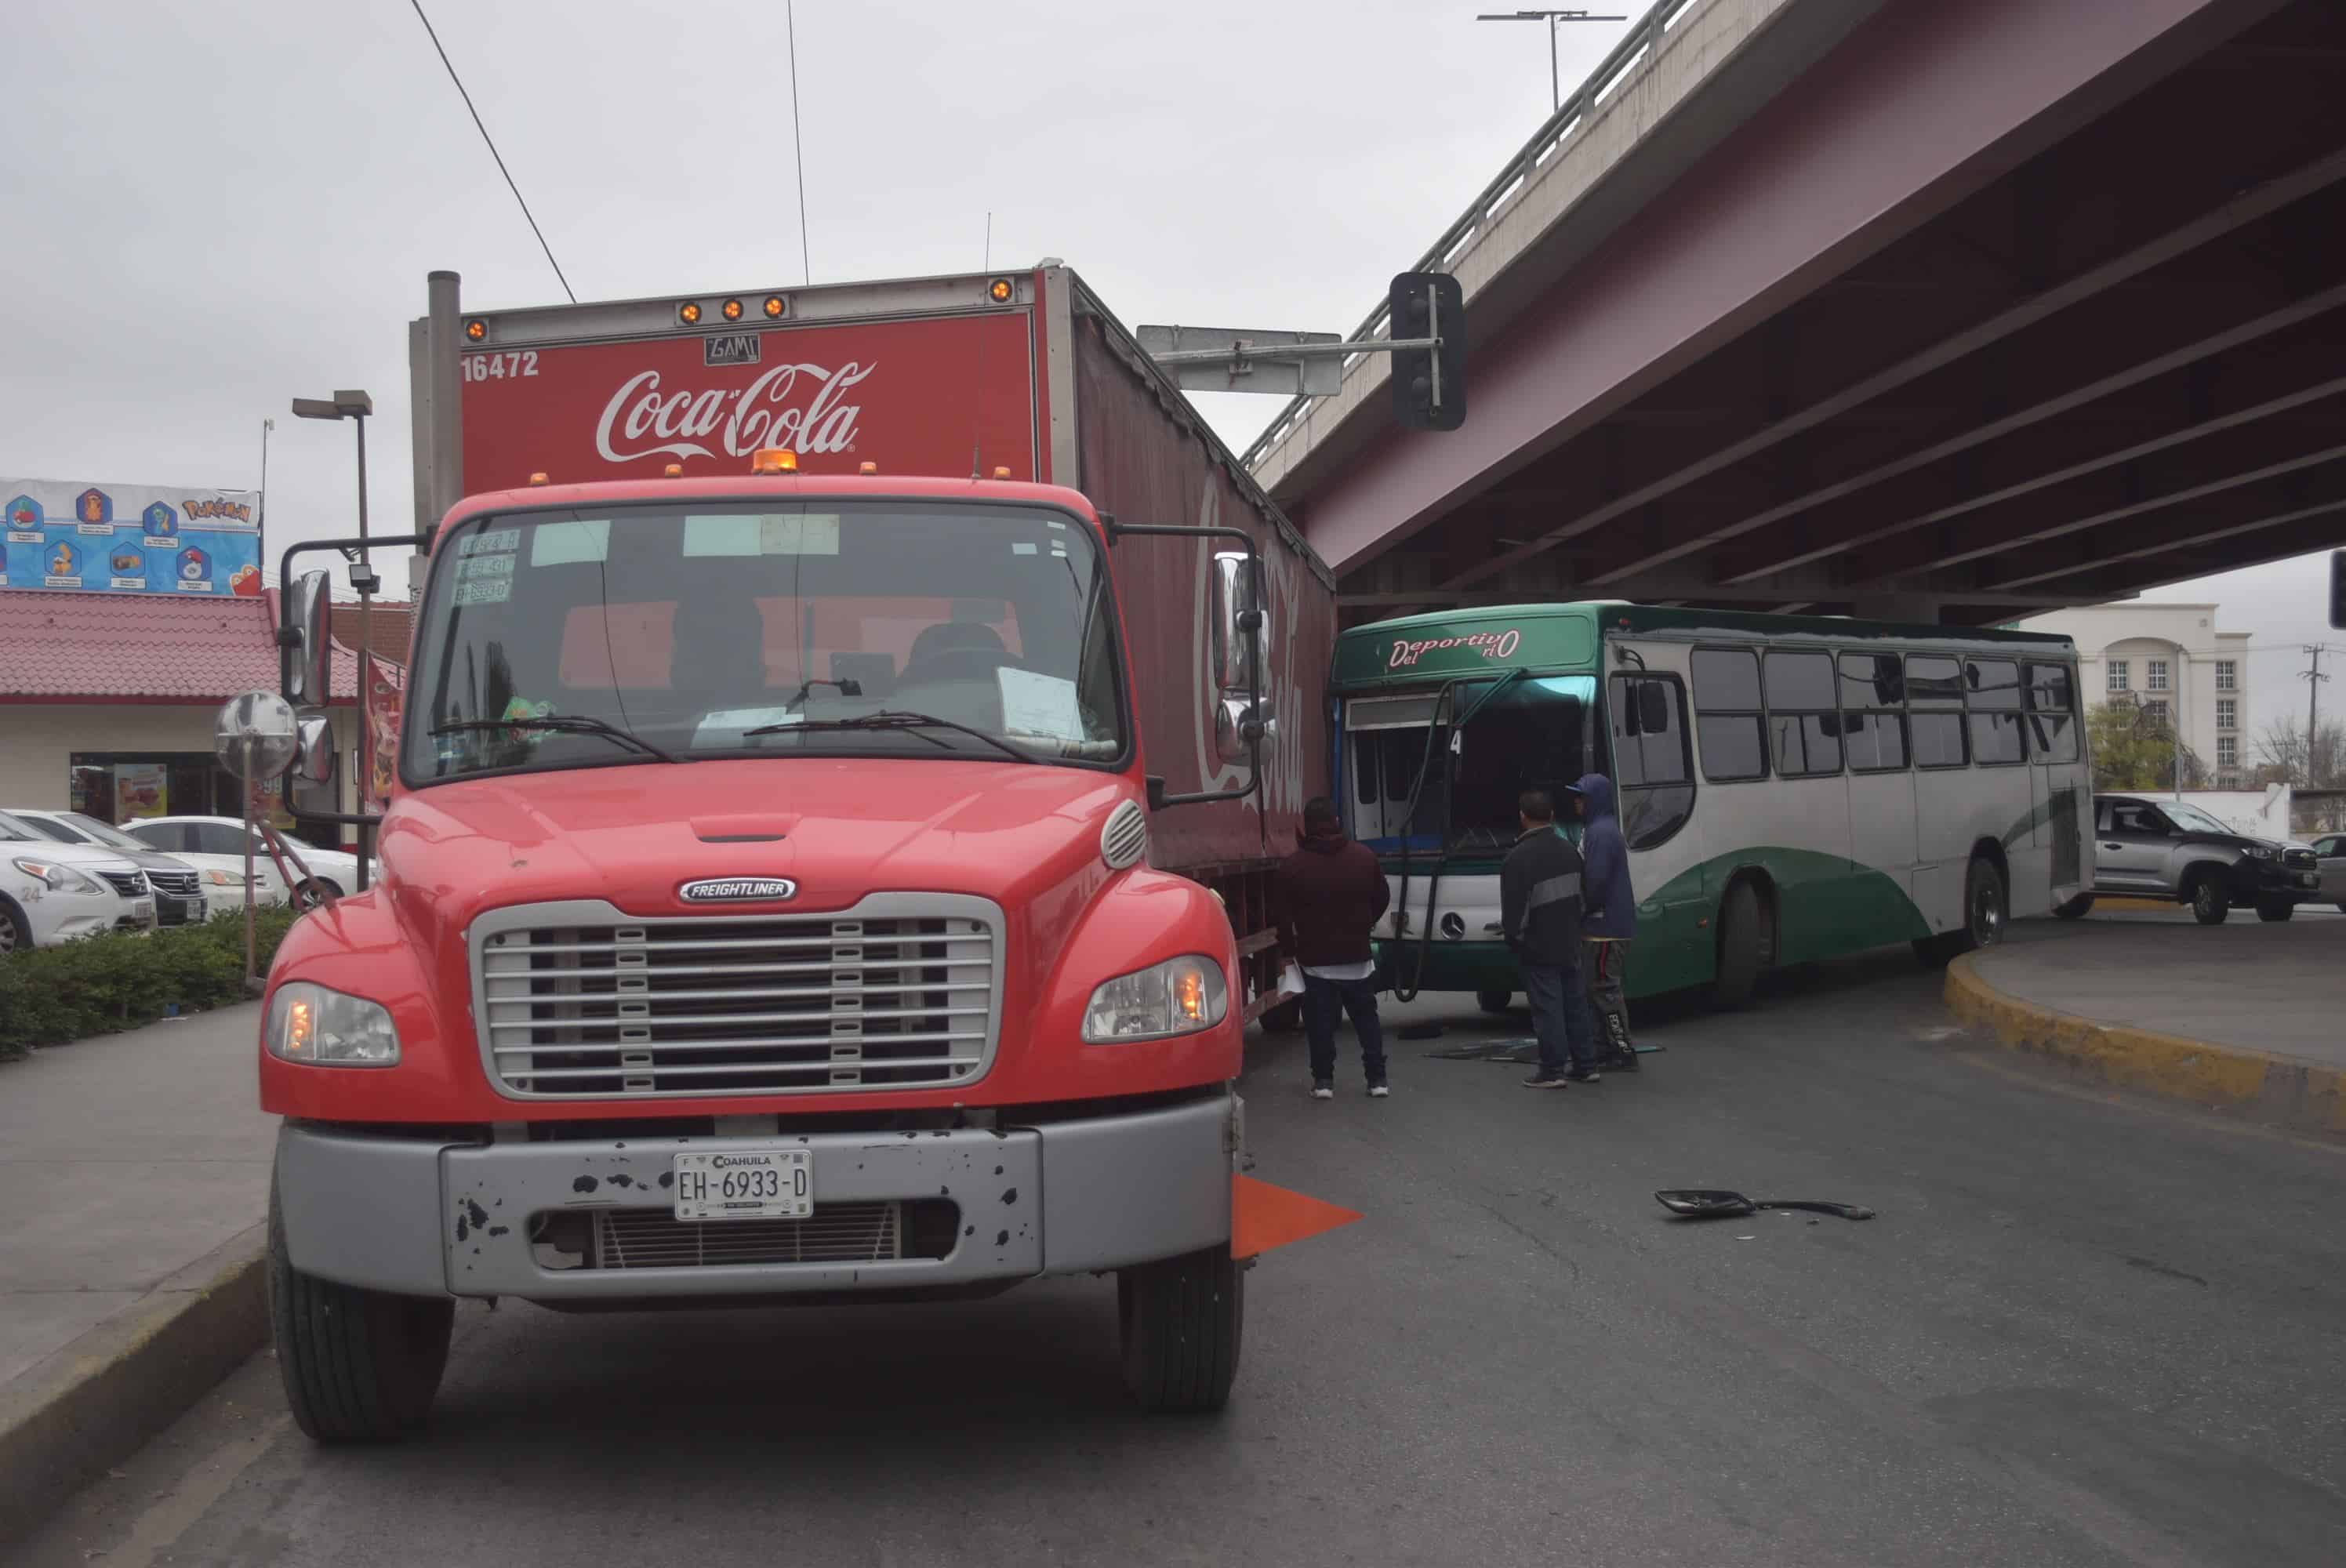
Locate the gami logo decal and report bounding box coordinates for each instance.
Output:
[678,877,799,903]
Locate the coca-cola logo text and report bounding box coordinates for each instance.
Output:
[594,361,875,466]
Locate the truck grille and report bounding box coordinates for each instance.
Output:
[582,1201,952,1269]
[2284,847,2317,871]
[145,869,201,897]
[471,895,1004,1100]
[96,869,149,899]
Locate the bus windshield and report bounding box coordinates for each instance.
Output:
[1347,676,1596,853]
[405,503,1124,783]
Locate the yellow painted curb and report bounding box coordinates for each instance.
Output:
[2089,896,2176,913]
[1945,956,2346,1136]
[0,1226,267,1544]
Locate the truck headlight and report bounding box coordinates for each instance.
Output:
[12,857,104,895]
[2243,844,2277,861]
[266,982,400,1066]
[1082,955,1229,1043]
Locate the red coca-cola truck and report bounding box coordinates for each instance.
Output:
[255,265,1336,1438]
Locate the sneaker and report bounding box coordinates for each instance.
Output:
[1311,1080,1335,1100]
[1367,1081,1390,1098]
[1520,1071,1572,1090]
[1566,1068,1603,1083]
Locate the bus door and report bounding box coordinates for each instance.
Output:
[2024,660,2088,907]
[1604,641,1708,995]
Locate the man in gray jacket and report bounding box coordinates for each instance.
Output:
[1500,789,1602,1088]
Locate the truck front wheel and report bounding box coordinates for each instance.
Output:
[268,1185,452,1443]
[1118,1246,1242,1412]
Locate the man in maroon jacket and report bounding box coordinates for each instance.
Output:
[1276,797,1394,1100]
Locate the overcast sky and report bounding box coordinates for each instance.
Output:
[5,0,2337,728]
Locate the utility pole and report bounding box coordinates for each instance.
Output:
[2304,645,2331,786]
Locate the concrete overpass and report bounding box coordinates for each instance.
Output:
[1248,0,2346,626]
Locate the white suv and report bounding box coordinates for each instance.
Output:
[0,810,156,953]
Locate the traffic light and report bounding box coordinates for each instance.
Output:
[1389,272,1466,431]
[2332,549,2345,630]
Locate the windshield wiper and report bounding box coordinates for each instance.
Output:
[742,710,1036,764]
[430,715,681,764]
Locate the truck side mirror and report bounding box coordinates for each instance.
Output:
[280,569,333,707]
[1210,551,1270,693]
[289,712,340,815]
[1215,698,1279,764]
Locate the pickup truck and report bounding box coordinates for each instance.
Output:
[2076,793,2322,924]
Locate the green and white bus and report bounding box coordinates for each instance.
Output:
[1331,604,2091,1008]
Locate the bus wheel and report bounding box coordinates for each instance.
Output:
[268,1182,452,1443]
[1475,988,1512,1015]
[1961,857,2006,952]
[1710,880,1766,1011]
[2053,893,2094,920]
[1119,1246,1242,1413]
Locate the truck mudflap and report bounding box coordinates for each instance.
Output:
[274,1093,1238,1301]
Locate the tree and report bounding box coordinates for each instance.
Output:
[2254,717,2346,788]
[2086,700,2208,792]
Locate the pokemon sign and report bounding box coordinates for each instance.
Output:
[2,479,262,597]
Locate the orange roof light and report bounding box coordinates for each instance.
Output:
[528,472,550,486]
[721,298,743,321]
[992,466,1011,480]
[663,463,684,477]
[858,461,877,474]
[986,278,1014,304]
[464,318,487,342]
[677,301,703,325]
[750,448,798,474]
[764,295,786,318]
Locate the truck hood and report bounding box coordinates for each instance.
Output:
[378,757,1134,927]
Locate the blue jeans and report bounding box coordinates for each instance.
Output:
[1520,961,1600,1076]
[1302,973,1387,1085]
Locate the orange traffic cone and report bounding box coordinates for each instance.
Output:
[1230,1172,1362,1259]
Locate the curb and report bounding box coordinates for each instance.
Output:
[0,1225,268,1545]
[1944,955,2346,1137]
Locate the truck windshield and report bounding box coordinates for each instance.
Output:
[405,502,1124,782]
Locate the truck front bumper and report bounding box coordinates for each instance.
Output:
[274,1092,1238,1301]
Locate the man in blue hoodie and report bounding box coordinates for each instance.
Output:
[1574,772,1640,1072]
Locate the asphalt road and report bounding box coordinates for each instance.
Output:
[24,932,2346,1567]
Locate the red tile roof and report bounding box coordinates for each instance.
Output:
[331,601,416,664]
[0,590,359,702]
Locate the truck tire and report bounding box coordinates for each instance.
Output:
[1710,880,1766,1011]
[2186,871,2230,926]
[1259,999,1305,1035]
[1118,1245,1241,1413]
[2053,893,2095,920]
[268,1185,452,1443]
[1476,987,1513,1015]
[2255,897,2295,923]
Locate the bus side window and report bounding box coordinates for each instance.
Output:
[1609,674,1694,850]
[1906,655,1969,769]
[1691,648,1767,782]
[1839,652,1908,771]
[1966,659,2026,765]
[2025,662,2080,763]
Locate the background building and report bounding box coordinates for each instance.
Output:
[2014,603,2250,786]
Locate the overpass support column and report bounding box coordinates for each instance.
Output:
[1853,593,1946,625]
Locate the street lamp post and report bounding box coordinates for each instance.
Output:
[1476,9,1628,114]
[290,390,378,891]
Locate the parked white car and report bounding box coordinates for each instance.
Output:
[0,810,156,954]
[118,816,361,906]
[5,808,210,927]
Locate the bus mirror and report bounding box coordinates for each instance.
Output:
[280,570,332,707]
[1636,681,1671,737]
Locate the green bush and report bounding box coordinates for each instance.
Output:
[0,906,302,1061]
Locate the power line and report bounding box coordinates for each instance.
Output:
[407,0,576,303]
[786,0,812,285]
